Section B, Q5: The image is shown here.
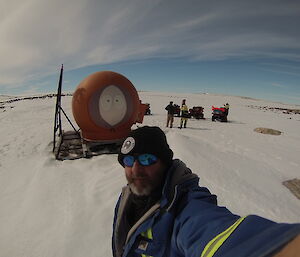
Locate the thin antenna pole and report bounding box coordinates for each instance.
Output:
[53,64,64,152]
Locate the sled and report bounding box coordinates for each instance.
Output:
[52,65,121,161]
[54,130,121,160]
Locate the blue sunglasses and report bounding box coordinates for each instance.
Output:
[123,154,158,167]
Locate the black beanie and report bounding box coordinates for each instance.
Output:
[118,126,174,167]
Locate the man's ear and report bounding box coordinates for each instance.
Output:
[273,235,300,257]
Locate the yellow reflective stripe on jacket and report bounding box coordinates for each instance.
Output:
[140,229,153,257]
[141,228,153,240]
[201,216,246,257]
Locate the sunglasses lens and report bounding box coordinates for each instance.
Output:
[138,154,158,166]
[123,155,135,167]
[123,154,158,167]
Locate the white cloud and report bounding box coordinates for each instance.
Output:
[0,0,299,91]
[271,83,285,88]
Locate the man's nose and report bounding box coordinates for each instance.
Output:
[132,160,144,176]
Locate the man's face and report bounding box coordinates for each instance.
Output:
[125,157,166,196]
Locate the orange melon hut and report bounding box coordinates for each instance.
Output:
[72,71,147,142]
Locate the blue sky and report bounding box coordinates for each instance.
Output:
[1,0,300,104]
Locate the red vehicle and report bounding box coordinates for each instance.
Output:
[212,106,227,122]
[189,106,204,119]
[173,104,181,117]
[144,103,151,115]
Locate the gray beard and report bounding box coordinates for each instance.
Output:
[129,183,152,196]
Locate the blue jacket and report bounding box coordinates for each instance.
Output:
[112,159,300,257]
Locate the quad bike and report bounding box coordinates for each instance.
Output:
[189,106,204,119]
[212,106,228,122]
[173,104,181,117]
[145,103,151,115]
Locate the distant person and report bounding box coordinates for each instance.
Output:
[224,102,230,116]
[179,99,189,129]
[112,126,300,257]
[165,101,175,128]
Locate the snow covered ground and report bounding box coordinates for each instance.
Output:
[0,91,299,257]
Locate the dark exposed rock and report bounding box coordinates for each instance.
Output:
[248,105,300,115]
[0,93,73,104]
[283,179,300,200]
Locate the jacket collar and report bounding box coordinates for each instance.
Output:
[160,159,199,210]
